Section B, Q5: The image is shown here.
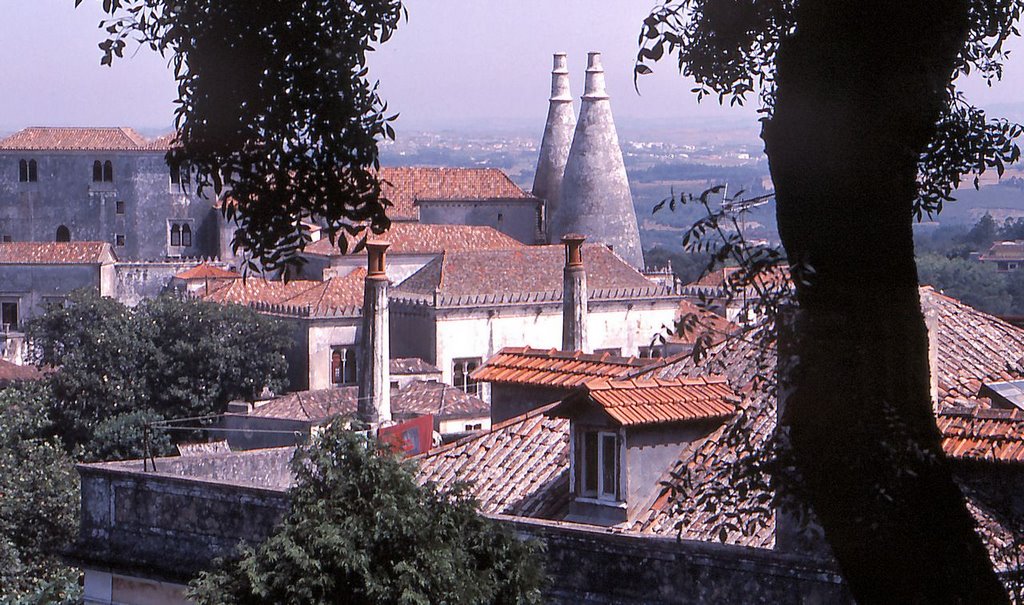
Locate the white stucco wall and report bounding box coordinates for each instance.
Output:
[430,300,679,397]
[306,320,361,391]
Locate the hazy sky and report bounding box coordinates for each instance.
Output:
[3,0,1024,133]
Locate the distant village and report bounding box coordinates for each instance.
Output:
[3,53,1024,604]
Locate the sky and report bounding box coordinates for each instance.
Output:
[2,0,1024,134]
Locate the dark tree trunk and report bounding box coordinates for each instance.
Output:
[764,0,1009,602]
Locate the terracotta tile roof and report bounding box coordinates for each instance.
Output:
[395,244,660,299]
[304,223,524,257]
[200,269,365,317]
[0,127,168,151]
[379,167,535,220]
[249,387,357,421]
[415,404,571,518]
[937,407,1024,464]
[923,286,1024,407]
[0,242,115,264]
[672,300,740,346]
[0,360,45,384]
[628,329,778,545]
[391,381,490,421]
[390,358,441,376]
[554,377,737,427]
[251,380,489,424]
[686,264,791,292]
[979,241,1024,262]
[173,263,241,281]
[471,347,656,388]
[248,389,358,421]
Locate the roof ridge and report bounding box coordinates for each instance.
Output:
[413,401,562,460]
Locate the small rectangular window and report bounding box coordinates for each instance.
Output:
[452,358,482,396]
[116,201,125,214]
[1,235,10,243]
[576,429,620,501]
[115,234,125,247]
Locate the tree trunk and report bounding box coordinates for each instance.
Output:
[763,0,1008,601]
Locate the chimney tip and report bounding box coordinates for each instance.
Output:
[583,52,608,99]
[562,233,587,268]
[553,52,569,72]
[366,240,390,278]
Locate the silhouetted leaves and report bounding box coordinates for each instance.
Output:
[84,0,405,272]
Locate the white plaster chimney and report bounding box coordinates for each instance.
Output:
[533,52,577,242]
[551,51,645,269]
[358,240,391,425]
[562,234,589,352]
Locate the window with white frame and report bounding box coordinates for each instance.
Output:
[575,428,621,501]
[331,347,358,385]
[452,358,481,396]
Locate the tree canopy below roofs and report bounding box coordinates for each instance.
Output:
[638,0,1022,601]
[0,384,80,604]
[188,424,546,605]
[27,290,290,460]
[78,0,405,272]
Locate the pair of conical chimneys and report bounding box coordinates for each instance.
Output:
[533,52,644,270]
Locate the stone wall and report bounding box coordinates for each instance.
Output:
[74,451,292,584]
[0,151,219,260]
[114,259,226,306]
[504,516,852,604]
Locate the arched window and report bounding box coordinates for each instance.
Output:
[181,224,192,247]
[170,224,181,247]
[18,160,27,182]
[331,348,358,385]
[92,161,102,182]
[27,160,37,182]
[103,161,113,182]
[55,226,70,242]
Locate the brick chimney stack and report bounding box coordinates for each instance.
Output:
[551,52,645,269]
[358,240,391,425]
[562,234,589,352]
[533,52,577,242]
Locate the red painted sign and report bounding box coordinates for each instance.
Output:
[379,415,434,457]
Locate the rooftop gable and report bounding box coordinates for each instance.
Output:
[250,380,489,423]
[0,241,116,265]
[0,127,168,151]
[415,404,570,519]
[395,244,659,299]
[304,223,524,257]
[201,270,365,317]
[470,347,656,388]
[550,376,737,427]
[173,263,241,281]
[379,166,535,220]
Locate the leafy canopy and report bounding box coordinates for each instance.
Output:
[189,424,546,605]
[79,0,405,272]
[636,0,1023,218]
[27,290,291,460]
[0,384,80,604]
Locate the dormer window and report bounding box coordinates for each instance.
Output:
[577,429,621,501]
[549,376,737,526]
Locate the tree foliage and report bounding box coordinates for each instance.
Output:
[0,384,80,604]
[637,0,1023,601]
[78,0,405,271]
[636,0,1023,219]
[27,290,290,460]
[189,424,546,605]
